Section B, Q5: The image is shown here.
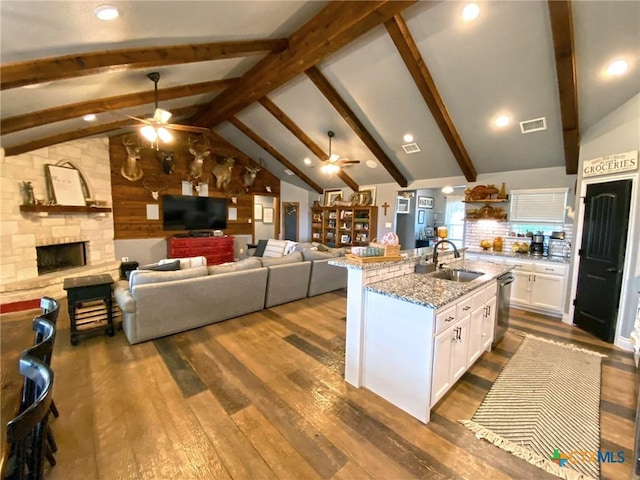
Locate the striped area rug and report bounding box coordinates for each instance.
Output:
[460,334,605,480]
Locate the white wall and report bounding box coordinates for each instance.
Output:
[569,93,640,349]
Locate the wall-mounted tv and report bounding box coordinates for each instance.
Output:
[162,195,227,231]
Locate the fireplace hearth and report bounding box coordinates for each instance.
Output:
[36,242,87,275]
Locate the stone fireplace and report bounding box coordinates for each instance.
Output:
[36,241,87,275]
[0,139,119,309]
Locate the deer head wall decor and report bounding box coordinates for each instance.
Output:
[212,155,235,192]
[243,157,263,191]
[121,134,144,181]
[188,135,211,181]
[155,150,175,175]
[143,178,168,200]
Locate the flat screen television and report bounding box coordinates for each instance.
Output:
[162,195,227,231]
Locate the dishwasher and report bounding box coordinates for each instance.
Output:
[493,272,514,345]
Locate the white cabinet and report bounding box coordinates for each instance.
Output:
[503,259,568,316]
[482,296,497,351]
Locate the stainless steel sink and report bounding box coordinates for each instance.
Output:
[431,269,484,283]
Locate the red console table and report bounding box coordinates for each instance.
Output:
[167,236,234,266]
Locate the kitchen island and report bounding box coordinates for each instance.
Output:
[330,250,513,424]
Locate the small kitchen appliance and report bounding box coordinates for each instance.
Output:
[529,234,545,256]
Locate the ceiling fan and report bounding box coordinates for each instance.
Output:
[129,72,210,146]
[319,131,360,174]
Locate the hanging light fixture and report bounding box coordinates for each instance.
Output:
[320,131,341,175]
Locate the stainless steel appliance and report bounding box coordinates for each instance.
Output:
[530,234,545,256]
[494,272,514,345]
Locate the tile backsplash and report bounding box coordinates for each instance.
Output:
[464,221,573,252]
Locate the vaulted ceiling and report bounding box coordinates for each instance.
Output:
[1,1,638,194]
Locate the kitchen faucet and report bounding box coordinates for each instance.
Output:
[432,240,461,269]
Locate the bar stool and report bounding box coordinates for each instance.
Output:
[5,356,54,480]
[38,297,60,420]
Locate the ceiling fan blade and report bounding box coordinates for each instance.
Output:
[339,160,360,165]
[166,124,211,133]
[124,113,152,124]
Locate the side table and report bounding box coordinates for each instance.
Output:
[63,274,115,345]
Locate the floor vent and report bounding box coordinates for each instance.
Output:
[402,142,421,154]
[520,117,547,134]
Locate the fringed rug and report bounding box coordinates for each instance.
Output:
[460,334,606,480]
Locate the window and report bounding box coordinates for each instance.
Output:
[510,188,568,223]
[445,195,465,248]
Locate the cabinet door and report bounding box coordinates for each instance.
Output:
[451,316,470,383]
[530,273,565,313]
[482,296,497,351]
[467,305,484,367]
[510,270,531,305]
[431,329,453,406]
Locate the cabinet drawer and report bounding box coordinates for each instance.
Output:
[503,259,533,271]
[456,294,474,317]
[533,263,568,276]
[471,289,485,310]
[170,239,191,248]
[484,281,498,300]
[435,304,457,334]
[170,247,190,256]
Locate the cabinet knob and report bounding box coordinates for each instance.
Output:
[463,306,471,311]
[446,316,455,322]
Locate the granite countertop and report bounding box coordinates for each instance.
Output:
[465,249,570,264]
[329,246,465,271]
[365,259,513,309]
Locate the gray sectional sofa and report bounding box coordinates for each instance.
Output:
[113,249,347,344]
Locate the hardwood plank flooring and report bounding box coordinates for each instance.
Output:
[1,296,636,480]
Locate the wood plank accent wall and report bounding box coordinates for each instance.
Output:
[109,134,280,240]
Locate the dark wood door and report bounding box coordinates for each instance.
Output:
[283,202,299,241]
[574,179,632,342]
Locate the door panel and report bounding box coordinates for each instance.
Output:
[574,180,632,342]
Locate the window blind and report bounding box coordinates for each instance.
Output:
[509,188,568,223]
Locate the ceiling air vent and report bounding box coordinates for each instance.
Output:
[283,169,294,176]
[520,117,547,134]
[402,142,421,154]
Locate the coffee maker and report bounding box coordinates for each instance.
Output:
[529,234,545,256]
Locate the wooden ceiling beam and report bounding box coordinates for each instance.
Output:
[258,97,359,192]
[548,0,579,175]
[3,105,199,156]
[2,78,237,135]
[228,117,324,194]
[305,67,408,188]
[385,15,477,182]
[192,1,417,127]
[0,39,287,90]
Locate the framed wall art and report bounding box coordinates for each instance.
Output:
[44,164,86,206]
[418,209,426,224]
[397,197,410,214]
[357,187,376,206]
[263,207,274,224]
[323,189,342,207]
[254,203,263,220]
[418,196,434,209]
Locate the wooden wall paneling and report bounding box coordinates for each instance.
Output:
[109,134,280,240]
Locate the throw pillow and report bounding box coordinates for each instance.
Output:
[260,251,303,267]
[208,257,262,275]
[283,240,298,255]
[253,239,268,257]
[262,239,288,258]
[326,247,347,257]
[137,259,181,272]
[293,242,317,253]
[159,256,207,269]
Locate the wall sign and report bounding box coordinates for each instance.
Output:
[583,150,638,178]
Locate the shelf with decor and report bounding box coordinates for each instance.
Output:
[310,206,377,248]
[462,199,509,204]
[20,204,112,214]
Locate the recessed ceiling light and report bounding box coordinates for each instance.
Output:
[606,59,628,76]
[94,4,119,21]
[403,133,414,143]
[462,3,480,22]
[303,158,312,165]
[366,160,378,169]
[494,115,510,127]
[441,186,454,194]
[83,114,97,122]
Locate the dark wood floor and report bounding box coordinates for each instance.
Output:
[1,292,636,480]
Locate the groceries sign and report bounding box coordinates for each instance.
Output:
[583,150,638,177]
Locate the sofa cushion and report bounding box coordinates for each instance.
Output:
[302,249,345,261]
[129,265,208,289]
[208,257,262,275]
[253,239,268,257]
[260,251,303,267]
[138,259,181,272]
[293,242,317,253]
[159,256,207,269]
[263,239,288,258]
[283,240,298,255]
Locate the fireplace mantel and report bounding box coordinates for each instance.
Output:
[19,205,112,214]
